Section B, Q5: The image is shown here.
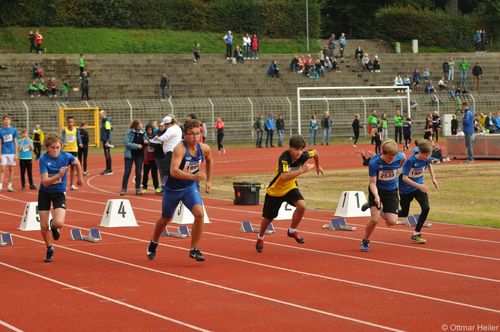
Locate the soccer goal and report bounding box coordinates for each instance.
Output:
[58,107,101,146]
[296,86,411,137]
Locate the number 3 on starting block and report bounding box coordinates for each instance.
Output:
[100,199,138,228]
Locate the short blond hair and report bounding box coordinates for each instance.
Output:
[44,133,62,148]
[381,139,399,156]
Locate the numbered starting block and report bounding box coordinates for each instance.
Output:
[398,215,432,228]
[240,221,275,234]
[323,218,357,231]
[162,226,191,239]
[71,228,102,243]
[0,233,13,246]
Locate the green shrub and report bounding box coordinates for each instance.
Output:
[166,0,209,31]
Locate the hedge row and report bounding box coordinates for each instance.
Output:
[375,5,480,51]
[0,0,321,38]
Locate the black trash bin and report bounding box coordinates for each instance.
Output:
[233,181,261,205]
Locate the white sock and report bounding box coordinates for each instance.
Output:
[413,231,421,236]
[288,227,296,233]
[257,235,264,240]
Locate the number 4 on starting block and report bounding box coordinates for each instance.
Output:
[100,199,138,228]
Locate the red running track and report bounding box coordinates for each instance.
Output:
[0,145,499,331]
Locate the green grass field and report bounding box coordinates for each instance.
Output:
[0,27,311,54]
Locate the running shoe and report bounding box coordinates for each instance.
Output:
[141,188,148,194]
[146,241,158,260]
[120,190,126,196]
[136,189,143,195]
[256,239,264,253]
[360,239,370,252]
[44,245,55,262]
[83,171,89,176]
[287,230,305,244]
[189,248,205,261]
[70,184,78,190]
[155,188,162,195]
[50,219,60,241]
[7,185,14,192]
[411,234,427,244]
[361,202,370,211]
[29,185,37,190]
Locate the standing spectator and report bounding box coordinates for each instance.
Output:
[121,120,147,195]
[99,110,113,175]
[321,111,331,145]
[32,122,44,160]
[402,117,412,150]
[35,30,43,54]
[61,116,82,190]
[79,54,85,77]
[412,68,421,88]
[18,129,36,190]
[447,57,455,81]
[459,58,470,89]
[485,112,495,133]
[201,120,207,143]
[150,122,165,193]
[423,119,433,140]
[480,29,487,52]
[160,72,170,99]
[442,59,449,78]
[0,114,18,192]
[193,43,201,63]
[59,79,70,101]
[265,112,275,148]
[142,124,160,194]
[351,114,361,148]
[47,77,57,99]
[215,117,225,154]
[394,108,403,144]
[367,110,378,144]
[223,30,233,60]
[267,60,279,78]
[254,113,264,148]
[78,122,89,176]
[474,29,482,52]
[327,33,336,58]
[451,114,458,135]
[338,33,347,58]
[381,113,389,140]
[309,114,318,145]
[243,33,251,60]
[372,128,382,154]
[462,102,475,163]
[276,113,285,147]
[28,30,36,53]
[472,62,483,91]
[80,71,90,100]
[432,111,441,142]
[251,33,259,60]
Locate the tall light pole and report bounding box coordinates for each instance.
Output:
[306,0,309,52]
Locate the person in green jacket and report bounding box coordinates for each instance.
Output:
[60,79,70,102]
[79,53,85,77]
[367,110,378,144]
[394,107,403,144]
[381,113,389,141]
[459,58,470,89]
[28,80,38,97]
[37,80,47,96]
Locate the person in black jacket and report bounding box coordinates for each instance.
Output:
[78,122,90,176]
[81,71,90,100]
[351,114,362,147]
[451,114,458,135]
[160,72,170,99]
[472,63,483,91]
[431,111,441,143]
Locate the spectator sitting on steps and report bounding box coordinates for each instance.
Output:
[267,60,280,78]
[355,46,363,60]
[234,45,244,64]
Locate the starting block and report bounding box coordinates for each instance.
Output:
[323,218,357,231]
[240,221,275,234]
[0,233,13,246]
[162,225,191,239]
[71,228,102,243]
[400,215,432,228]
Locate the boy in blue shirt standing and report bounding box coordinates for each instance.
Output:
[18,129,37,190]
[398,140,439,244]
[0,114,18,192]
[38,133,83,262]
[360,139,405,252]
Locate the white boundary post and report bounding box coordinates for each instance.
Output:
[296,88,302,135]
[286,97,292,136]
[22,101,30,130]
[126,99,133,123]
[469,93,476,112]
[248,97,254,139]
[208,98,215,141]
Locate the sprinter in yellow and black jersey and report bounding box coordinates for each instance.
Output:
[255,134,324,253]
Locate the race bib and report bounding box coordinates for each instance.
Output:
[378,169,397,181]
[22,145,30,152]
[3,134,13,143]
[67,135,76,143]
[408,168,424,178]
[183,161,201,174]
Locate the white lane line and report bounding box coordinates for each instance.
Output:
[0,320,23,332]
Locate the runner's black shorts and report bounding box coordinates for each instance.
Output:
[262,188,304,220]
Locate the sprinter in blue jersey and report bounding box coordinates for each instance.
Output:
[147,119,213,262]
[38,133,83,262]
[398,139,439,244]
[361,139,405,252]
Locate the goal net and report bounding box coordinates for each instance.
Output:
[58,107,100,147]
[296,86,411,139]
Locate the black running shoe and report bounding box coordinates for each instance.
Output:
[50,219,60,241]
[361,202,370,212]
[189,248,205,261]
[287,230,305,244]
[44,245,55,262]
[256,239,264,253]
[147,241,158,260]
